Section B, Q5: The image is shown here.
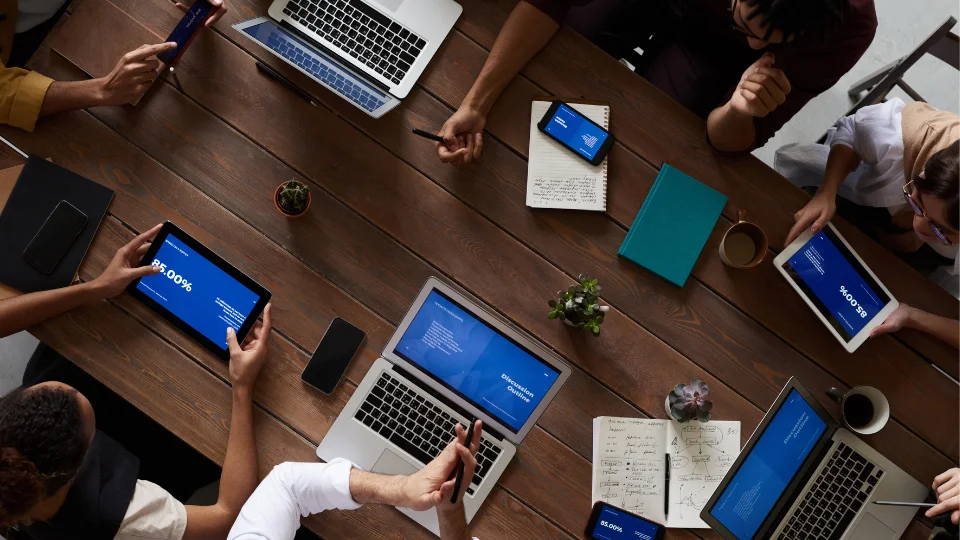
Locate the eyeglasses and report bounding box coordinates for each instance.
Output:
[902,178,953,245]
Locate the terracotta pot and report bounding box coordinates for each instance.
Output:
[274,183,312,218]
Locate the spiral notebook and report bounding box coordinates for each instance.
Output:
[526,100,609,211]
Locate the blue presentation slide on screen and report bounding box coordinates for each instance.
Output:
[543,103,609,160]
[785,231,886,340]
[394,291,560,431]
[590,506,661,540]
[136,235,260,350]
[710,390,828,539]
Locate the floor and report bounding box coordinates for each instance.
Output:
[0,3,957,395]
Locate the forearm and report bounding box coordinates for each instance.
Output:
[348,469,404,506]
[438,505,471,540]
[818,144,861,196]
[0,281,102,338]
[216,388,260,519]
[40,79,106,117]
[906,308,960,349]
[706,102,756,153]
[462,1,559,114]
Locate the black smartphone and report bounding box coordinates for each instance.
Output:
[23,200,88,275]
[301,318,366,394]
[585,502,665,540]
[537,100,614,165]
[157,0,216,66]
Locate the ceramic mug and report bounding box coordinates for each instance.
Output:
[826,386,890,435]
[719,210,768,269]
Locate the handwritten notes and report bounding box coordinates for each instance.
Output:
[526,101,608,211]
[592,417,741,528]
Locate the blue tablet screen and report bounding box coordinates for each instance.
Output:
[136,233,261,350]
[589,505,662,540]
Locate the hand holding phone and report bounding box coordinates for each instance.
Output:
[585,502,665,540]
[537,100,614,165]
[301,318,366,394]
[158,0,218,66]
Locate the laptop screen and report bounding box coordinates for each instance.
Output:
[708,389,829,539]
[393,289,562,433]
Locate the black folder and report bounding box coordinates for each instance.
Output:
[0,157,114,293]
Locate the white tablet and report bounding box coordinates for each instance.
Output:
[774,223,898,353]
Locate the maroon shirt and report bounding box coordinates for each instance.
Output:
[527,0,878,149]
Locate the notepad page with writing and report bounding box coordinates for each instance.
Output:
[527,101,609,211]
[592,417,668,524]
[665,420,740,528]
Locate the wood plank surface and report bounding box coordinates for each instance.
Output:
[11,0,955,538]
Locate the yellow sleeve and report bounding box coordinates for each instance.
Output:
[0,64,54,132]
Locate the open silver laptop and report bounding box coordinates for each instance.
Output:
[701,377,926,540]
[317,277,571,535]
[234,0,461,118]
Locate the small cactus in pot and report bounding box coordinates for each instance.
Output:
[274,179,312,217]
[547,274,609,336]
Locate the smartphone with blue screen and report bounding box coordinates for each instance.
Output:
[585,502,665,540]
[157,0,215,66]
[537,100,614,166]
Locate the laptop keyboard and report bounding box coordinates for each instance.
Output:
[264,30,386,112]
[283,0,426,85]
[777,443,884,540]
[354,371,503,495]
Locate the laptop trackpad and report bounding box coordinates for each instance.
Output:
[367,0,404,14]
[372,449,419,477]
[848,514,896,540]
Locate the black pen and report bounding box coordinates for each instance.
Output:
[450,418,477,504]
[412,128,445,143]
[664,453,670,518]
[872,501,935,508]
[255,61,320,108]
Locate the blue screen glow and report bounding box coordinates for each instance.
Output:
[782,228,889,341]
[709,390,828,539]
[394,290,561,432]
[136,234,261,351]
[589,505,662,540]
[542,103,610,160]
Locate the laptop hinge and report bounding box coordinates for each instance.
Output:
[277,19,393,94]
[392,365,507,443]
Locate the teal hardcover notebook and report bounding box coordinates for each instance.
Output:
[618,164,727,287]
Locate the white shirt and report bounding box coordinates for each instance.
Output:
[116,480,188,540]
[228,459,480,540]
[775,98,959,298]
[16,0,69,33]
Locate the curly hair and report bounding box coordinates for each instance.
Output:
[0,386,90,523]
[742,0,851,42]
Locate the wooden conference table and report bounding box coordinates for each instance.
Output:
[2,0,958,537]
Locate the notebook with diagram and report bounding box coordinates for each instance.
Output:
[526,100,609,211]
[592,416,741,528]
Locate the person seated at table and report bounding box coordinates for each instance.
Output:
[777,99,959,349]
[0,223,272,539]
[926,467,959,540]
[228,420,482,540]
[433,0,877,164]
[0,0,226,132]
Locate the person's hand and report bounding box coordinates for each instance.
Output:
[227,303,272,391]
[90,224,163,298]
[785,189,837,246]
[869,304,915,338]
[98,43,176,106]
[728,52,791,119]
[399,420,482,510]
[926,468,960,524]
[175,0,227,27]
[436,106,485,165]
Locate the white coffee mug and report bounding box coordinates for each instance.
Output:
[826,385,890,435]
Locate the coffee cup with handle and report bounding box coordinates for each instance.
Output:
[719,210,768,269]
[826,385,890,435]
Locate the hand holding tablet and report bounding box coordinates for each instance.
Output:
[127,222,272,361]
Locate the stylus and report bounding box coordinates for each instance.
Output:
[411,128,445,143]
[871,501,935,508]
[450,419,477,505]
[256,62,320,109]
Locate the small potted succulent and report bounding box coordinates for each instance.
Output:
[547,274,609,336]
[274,179,311,218]
[666,379,713,423]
